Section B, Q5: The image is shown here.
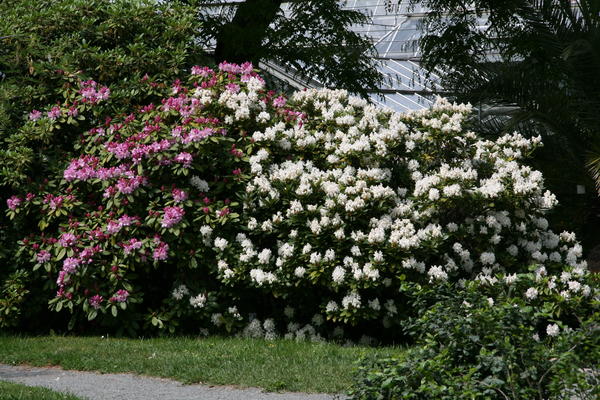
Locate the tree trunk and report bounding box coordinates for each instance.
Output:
[214,0,283,64]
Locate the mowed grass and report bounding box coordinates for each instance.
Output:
[0,335,405,393]
[0,381,83,400]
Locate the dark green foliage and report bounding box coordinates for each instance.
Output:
[349,274,600,399]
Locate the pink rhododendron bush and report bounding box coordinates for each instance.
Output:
[6,63,590,338]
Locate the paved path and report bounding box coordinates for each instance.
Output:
[0,364,345,400]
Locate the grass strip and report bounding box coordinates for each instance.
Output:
[0,335,405,393]
[0,381,83,400]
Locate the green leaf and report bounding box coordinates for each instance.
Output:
[56,247,66,261]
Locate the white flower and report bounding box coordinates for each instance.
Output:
[342,292,361,309]
[428,188,440,201]
[428,266,448,281]
[171,284,189,300]
[326,301,339,312]
[189,293,206,308]
[332,266,345,284]
[546,323,560,337]
[368,298,381,311]
[294,267,306,277]
[525,287,538,300]
[480,252,496,265]
[214,237,228,251]
[257,248,272,264]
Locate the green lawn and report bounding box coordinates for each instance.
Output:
[0,381,82,400]
[0,335,405,393]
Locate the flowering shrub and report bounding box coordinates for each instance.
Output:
[10,63,277,332]
[216,90,586,329]
[7,63,589,337]
[350,270,600,399]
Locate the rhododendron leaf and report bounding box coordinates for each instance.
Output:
[111,305,117,317]
[56,248,66,261]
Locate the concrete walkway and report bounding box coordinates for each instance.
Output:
[0,364,345,400]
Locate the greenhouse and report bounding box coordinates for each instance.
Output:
[205,0,443,111]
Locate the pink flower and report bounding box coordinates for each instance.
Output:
[29,110,42,121]
[116,176,146,194]
[161,206,185,228]
[123,238,143,255]
[67,107,79,117]
[36,250,51,263]
[191,66,213,77]
[6,195,22,210]
[110,289,129,303]
[79,246,99,263]
[273,96,287,108]
[56,270,70,287]
[182,128,213,144]
[172,189,188,203]
[105,220,121,235]
[62,257,80,274]
[153,242,169,261]
[226,83,240,93]
[47,106,61,120]
[174,152,193,167]
[118,214,136,227]
[58,233,77,248]
[44,194,64,210]
[88,295,103,310]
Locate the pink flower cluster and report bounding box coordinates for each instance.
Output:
[59,233,78,248]
[123,238,143,255]
[88,294,103,309]
[47,106,62,120]
[43,194,67,210]
[79,80,110,104]
[172,189,188,202]
[36,250,51,263]
[110,289,129,303]
[153,240,169,261]
[29,110,42,121]
[6,195,22,210]
[105,214,139,235]
[161,206,185,228]
[218,61,254,75]
[64,155,130,181]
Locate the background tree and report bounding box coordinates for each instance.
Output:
[193,0,383,95]
[410,0,600,249]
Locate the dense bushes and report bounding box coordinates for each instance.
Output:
[350,270,600,399]
[5,62,590,338]
[0,0,206,330]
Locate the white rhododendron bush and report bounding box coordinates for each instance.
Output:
[216,89,586,332]
[8,64,588,338]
